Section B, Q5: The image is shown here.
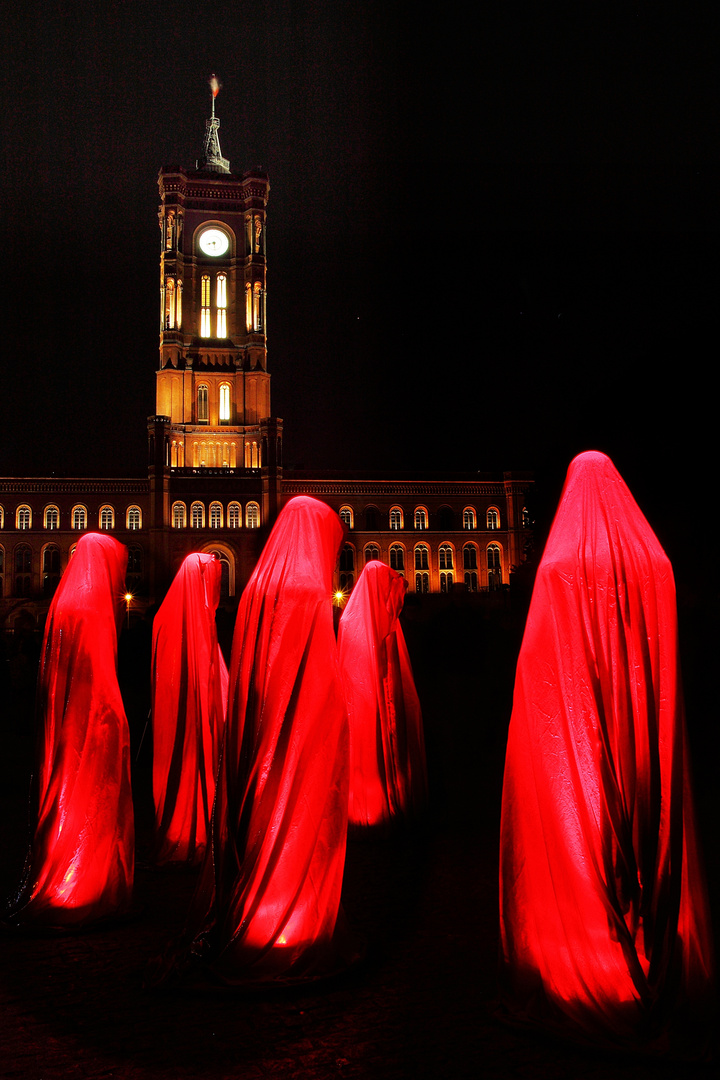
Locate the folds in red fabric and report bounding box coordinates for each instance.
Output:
[338,560,427,829]
[189,496,353,981]
[6,533,134,928]
[151,553,228,867]
[499,452,714,1055]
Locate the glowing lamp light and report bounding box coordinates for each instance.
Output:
[124,592,133,628]
[333,590,346,607]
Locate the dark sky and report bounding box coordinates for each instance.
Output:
[2,3,718,566]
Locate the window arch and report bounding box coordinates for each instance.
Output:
[414,506,428,530]
[42,544,61,596]
[487,543,502,590]
[245,282,252,331]
[197,384,209,423]
[99,505,115,530]
[172,501,187,529]
[203,545,236,598]
[190,502,205,528]
[219,382,231,424]
[463,507,476,530]
[44,505,60,530]
[15,543,32,596]
[176,279,183,328]
[164,277,175,328]
[216,274,227,337]
[389,506,403,530]
[439,544,454,570]
[364,544,380,564]
[16,505,32,530]
[126,506,142,531]
[200,276,211,337]
[246,502,260,529]
[227,502,242,529]
[72,504,87,530]
[253,281,263,331]
[414,544,430,571]
[209,501,223,529]
[487,507,500,530]
[339,506,354,529]
[389,544,405,573]
[463,544,478,570]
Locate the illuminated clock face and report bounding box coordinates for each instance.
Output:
[198,228,229,256]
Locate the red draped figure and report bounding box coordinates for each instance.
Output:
[188,496,353,982]
[7,533,134,928]
[499,452,714,1056]
[338,560,427,829]
[151,553,228,867]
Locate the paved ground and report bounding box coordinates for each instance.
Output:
[1,598,717,1079]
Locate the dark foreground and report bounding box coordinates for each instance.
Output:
[1,596,717,1079]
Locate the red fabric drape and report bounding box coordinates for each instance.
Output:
[338,560,427,829]
[189,496,352,982]
[151,553,228,867]
[499,452,714,1055]
[7,533,134,928]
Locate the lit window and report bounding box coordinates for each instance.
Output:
[414,545,429,571]
[227,502,241,529]
[197,385,209,423]
[389,507,403,530]
[209,502,223,529]
[246,502,260,529]
[44,505,60,530]
[414,507,428,530]
[463,507,476,530]
[200,275,211,337]
[365,544,380,563]
[191,502,204,528]
[487,508,500,530]
[389,544,404,573]
[463,544,478,570]
[217,307,227,337]
[164,278,175,329]
[176,280,183,329]
[339,506,353,528]
[245,282,252,332]
[415,572,429,594]
[217,273,227,307]
[99,506,114,530]
[0,506,3,529]
[172,502,186,529]
[16,506,32,530]
[219,383,231,423]
[439,544,453,570]
[126,506,142,531]
[253,282,263,331]
[72,505,87,530]
[165,212,175,250]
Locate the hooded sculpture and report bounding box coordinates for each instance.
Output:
[188,496,352,982]
[338,560,427,829]
[499,452,714,1055]
[151,553,228,867]
[6,533,134,928]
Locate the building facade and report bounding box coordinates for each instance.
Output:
[0,99,532,633]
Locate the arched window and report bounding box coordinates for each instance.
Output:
[191,502,205,529]
[487,543,502,590]
[414,544,429,571]
[219,383,231,424]
[197,384,209,423]
[253,281,263,331]
[389,544,405,573]
[339,506,353,529]
[127,544,143,580]
[200,275,211,337]
[415,572,429,594]
[464,571,478,592]
[207,548,232,598]
[15,543,32,596]
[364,544,380,563]
[99,505,114,530]
[389,507,403,530]
[463,544,478,570]
[209,502,223,529]
[245,282,252,332]
[216,274,227,337]
[0,506,3,529]
[176,280,183,329]
[165,211,175,250]
[42,544,61,597]
[246,502,260,529]
[487,507,500,530]
[227,502,241,529]
[44,505,60,530]
[164,277,175,328]
[72,505,87,530]
[16,505,32,530]
[439,544,453,570]
[172,502,186,529]
[126,506,142,531]
[414,507,428,530]
[463,507,476,530]
[440,571,453,593]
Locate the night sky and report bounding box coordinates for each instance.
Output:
[2,4,717,569]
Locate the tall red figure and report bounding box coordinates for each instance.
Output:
[189,496,352,982]
[151,553,228,867]
[7,533,134,928]
[338,560,427,829]
[499,452,714,1055]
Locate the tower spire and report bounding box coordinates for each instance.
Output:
[202,74,230,174]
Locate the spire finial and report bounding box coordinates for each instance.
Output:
[202,74,230,174]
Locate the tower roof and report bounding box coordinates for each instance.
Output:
[200,74,230,174]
